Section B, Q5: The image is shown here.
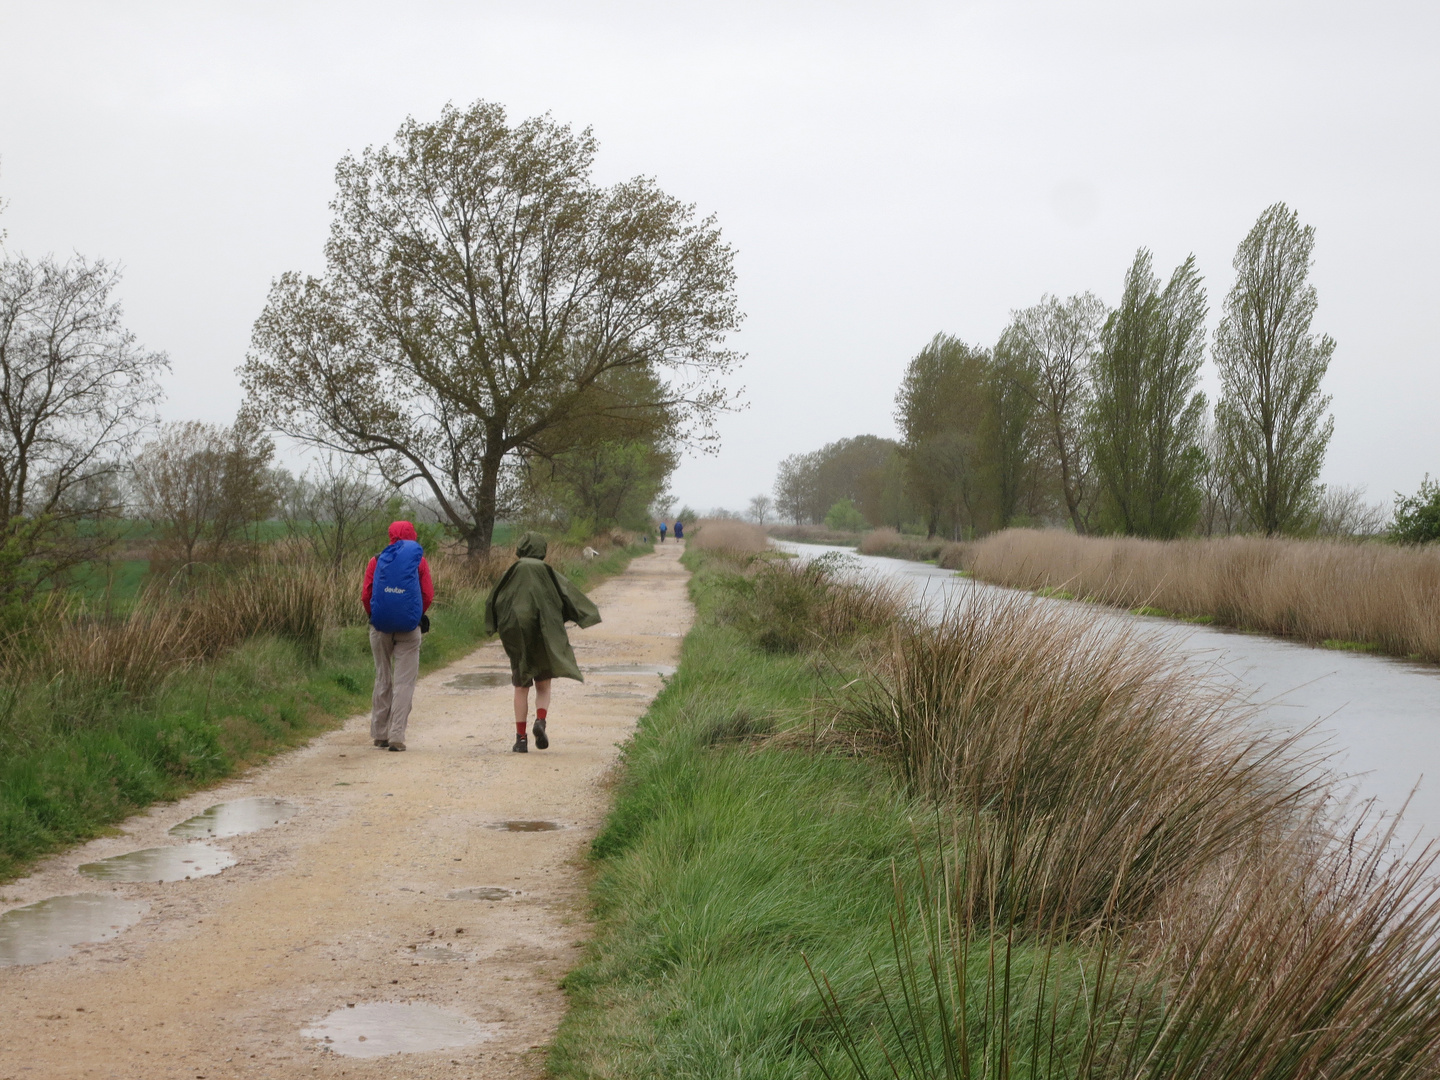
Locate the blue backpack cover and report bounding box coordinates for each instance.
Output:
[370,539,424,633]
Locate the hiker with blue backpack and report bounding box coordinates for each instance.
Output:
[362,521,434,752]
[672,519,683,541]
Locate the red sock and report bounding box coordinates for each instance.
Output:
[536,708,547,722]
[516,721,527,737]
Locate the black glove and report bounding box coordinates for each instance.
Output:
[420,613,431,634]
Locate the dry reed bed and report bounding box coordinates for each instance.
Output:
[963,529,1440,662]
[857,527,968,565]
[0,540,593,694]
[689,518,771,553]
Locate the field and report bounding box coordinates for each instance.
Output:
[553,542,1440,1078]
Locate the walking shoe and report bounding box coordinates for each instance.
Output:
[532,717,548,750]
[512,735,528,753]
[388,741,406,752]
[374,739,389,748]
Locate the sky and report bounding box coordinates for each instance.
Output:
[1,0,1436,515]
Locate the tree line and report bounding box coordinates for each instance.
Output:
[769,204,1417,541]
[0,100,741,617]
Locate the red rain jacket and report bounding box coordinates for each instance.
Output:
[361,521,434,617]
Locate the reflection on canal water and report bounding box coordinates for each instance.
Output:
[776,541,1440,841]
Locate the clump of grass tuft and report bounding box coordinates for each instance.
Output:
[836,592,1323,933]
[717,551,902,654]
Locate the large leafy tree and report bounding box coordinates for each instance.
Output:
[242,101,741,556]
[1213,203,1334,536]
[1087,250,1207,538]
[999,293,1106,533]
[895,334,993,538]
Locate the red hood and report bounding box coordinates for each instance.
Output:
[389,521,419,543]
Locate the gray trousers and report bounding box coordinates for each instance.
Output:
[370,627,423,743]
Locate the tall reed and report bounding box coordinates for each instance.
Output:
[963,529,1440,661]
[691,518,772,554]
[813,583,1440,1078]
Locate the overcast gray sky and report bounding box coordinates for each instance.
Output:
[1,0,1436,514]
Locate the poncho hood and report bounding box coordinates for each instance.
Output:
[388,520,419,543]
[516,531,548,560]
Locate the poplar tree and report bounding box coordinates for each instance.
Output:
[1087,250,1207,538]
[1213,203,1334,536]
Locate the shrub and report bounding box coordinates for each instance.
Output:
[823,498,867,532]
[1391,474,1440,544]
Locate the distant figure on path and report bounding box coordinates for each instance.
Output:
[673,519,684,541]
[484,532,601,753]
[363,521,434,752]
[658,521,667,543]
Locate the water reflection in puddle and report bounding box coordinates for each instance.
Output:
[302,1001,498,1058]
[484,820,563,832]
[77,843,236,883]
[410,944,465,960]
[0,894,148,966]
[584,663,676,676]
[446,672,513,689]
[448,887,512,901]
[169,797,299,839]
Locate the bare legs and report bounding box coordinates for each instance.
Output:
[512,679,552,726]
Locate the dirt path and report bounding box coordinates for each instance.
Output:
[0,542,690,1080]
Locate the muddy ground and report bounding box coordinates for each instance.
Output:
[0,542,690,1080]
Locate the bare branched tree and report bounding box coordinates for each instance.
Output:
[0,255,166,606]
[747,494,772,524]
[279,455,391,571]
[130,419,277,569]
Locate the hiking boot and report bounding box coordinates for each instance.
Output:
[512,735,528,753]
[532,717,549,750]
[374,739,389,748]
[388,741,406,752]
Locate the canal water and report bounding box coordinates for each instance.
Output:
[776,542,1440,843]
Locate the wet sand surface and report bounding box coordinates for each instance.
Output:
[0,542,690,1080]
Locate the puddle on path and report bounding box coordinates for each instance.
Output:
[410,944,466,960]
[587,690,648,699]
[448,886,512,901]
[0,893,149,966]
[77,843,236,883]
[446,672,513,689]
[484,820,563,832]
[584,663,676,676]
[169,797,299,839]
[302,1001,498,1058]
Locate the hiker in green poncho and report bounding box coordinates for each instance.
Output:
[483,532,602,753]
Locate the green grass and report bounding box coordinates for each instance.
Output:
[0,541,650,884]
[552,551,1107,1079]
[551,556,918,1078]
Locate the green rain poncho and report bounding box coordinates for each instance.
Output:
[484,532,602,684]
